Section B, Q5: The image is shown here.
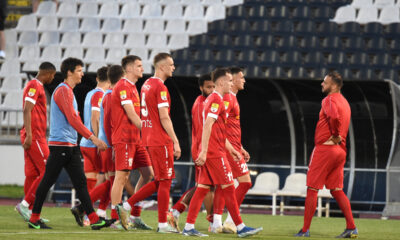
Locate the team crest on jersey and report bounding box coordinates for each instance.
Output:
[98,97,102,106]
[160,91,167,100]
[28,88,36,97]
[134,102,140,107]
[120,90,127,99]
[211,103,219,113]
[224,101,229,110]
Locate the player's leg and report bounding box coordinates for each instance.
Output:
[212,185,225,231]
[81,147,98,192]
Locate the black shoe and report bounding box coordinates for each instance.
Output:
[336,228,358,238]
[28,219,52,229]
[70,206,85,227]
[91,218,113,230]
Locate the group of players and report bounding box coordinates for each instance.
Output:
[14,52,358,238]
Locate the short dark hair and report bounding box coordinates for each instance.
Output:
[121,55,142,71]
[107,65,124,85]
[60,58,84,79]
[153,52,172,67]
[198,73,212,87]
[326,71,343,88]
[39,62,56,71]
[96,66,109,82]
[211,68,231,83]
[230,66,243,75]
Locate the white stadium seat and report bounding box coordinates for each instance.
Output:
[60,32,81,47]
[202,0,222,6]
[18,31,39,46]
[139,0,158,4]
[106,48,127,63]
[102,18,122,32]
[5,44,18,59]
[356,6,378,24]
[143,19,165,33]
[163,3,183,19]
[146,33,168,48]
[1,92,23,109]
[104,33,125,47]
[87,61,108,72]
[277,173,307,215]
[332,6,356,23]
[19,46,40,62]
[64,46,84,59]
[59,17,79,32]
[78,2,99,17]
[82,32,103,47]
[41,46,62,62]
[120,3,141,18]
[184,3,204,19]
[142,3,162,18]
[1,76,22,91]
[247,172,280,215]
[37,16,58,31]
[168,33,189,50]
[379,6,400,24]
[39,31,60,46]
[22,61,40,72]
[0,59,21,77]
[351,0,372,8]
[187,19,207,34]
[57,2,77,17]
[165,19,186,34]
[125,33,146,48]
[5,29,17,44]
[205,4,226,21]
[99,2,120,17]
[181,0,201,5]
[122,18,143,32]
[160,0,179,4]
[375,0,395,8]
[35,1,57,16]
[128,48,148,61]
[16,15,37,31]
[223,0,244,7]
[80,18,101,32]
[85,47,106,63]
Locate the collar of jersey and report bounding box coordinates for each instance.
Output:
[212,90,223,99]
[229,90,237,96]
[95,87,105,92]
[151,76,164,84]
[122,77,135,86]
[33,78,43,86]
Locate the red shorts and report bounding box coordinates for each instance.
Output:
[100,147,115,173]
[307,145,346,190]
[194,165,201,183]
[226,151,249,178]
[80,146,102,173]
[22,138,49,177]
[114,144,152,171]
[198,155,234,185]
[147,144,175,181]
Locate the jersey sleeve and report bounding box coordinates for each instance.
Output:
[205,97,222,120]
[156,83,170,108]
[54,86,93,139]
[117,84,134,106]
[91,91,104,112]
[322,96,340,136]
[24,81,40,105]
[103,95,113,146]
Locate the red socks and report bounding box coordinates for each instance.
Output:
[131,206,142,217]
[86,178,97,192]
[127,181,159,207]
[186,187,210,224]
[331,190,356,229]
[235,182,252,206]
[30,213,40,223]
[111,208,119,220]
[222,185,243,226]
[157,180,172,223]
[24,176,36,196]
[213,185,225,215]
[302,188,318,232]
[89,180,111,204]
[88,212,99,224]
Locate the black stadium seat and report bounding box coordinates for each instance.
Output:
[291,6,311,20]
[342,36,365,51]
[294,20,316,34]
[338,22,361,37]
[315,22,339,36]
[362,23,383,38]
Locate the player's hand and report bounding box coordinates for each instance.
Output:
[330,135,342,145]
[173,142,181,160]
[22,135,32,150]
[195,151,206,166]
[241,148,250,162]
[90,135,107,151]
[230,148,241,161]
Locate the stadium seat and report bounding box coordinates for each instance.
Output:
[64,46,84,59]
[276,173,307,215]
[41,46,62,62]
[5,44,18,59]
[37,16,58,31]
[327,52,347,67]
[84,47,106,63]
[120,3,141,18]
[223,0,243,7]
[82,32,103,47]
[181,0,201,5]
[163,3,183,19]
[143,19,165,33]
[379,6,400,25]
[139,0,158,4]
[78,2,99,17]
[59,17,80,32]
[338,22,361,37]
[39,31,60,46]
[106,48,127,64]
[366,36,388,52]
[35,1,57,16]
[383,23,400,39]
[160,0,179,3]
[356,6,378,24]
[189,35,209,47]
[87,61,108,73]
[297,36,320,50]
[146,33,168,48]
[0,59,20,77]
[122,18,143,33]
[258,35,274,48]
[104,33,124,47]
[60,32,81,47]
[18,31,39,46]
[22,61,39,72]
[80,18,101,32]
[148,48,170,62]
[102,18,122,32]
[276,35,296,49]
[186,19,207,34]
[342,36,365,50]
[349,52,368,67]
[202,0,222,6]
[247,172,280,215]
[303,51,325,67]
[292,6,311,19]
[289,67,308,79]
[0,92,22,108]
[99,2,119,18]
[15,15,37,32]
[57,2,77,17]
[251,20,272,33]
[1,76,22,91]
[273,20,293,34]
[125,33,146,48]
[374,53,392,67]
[260,50,279,65]
[234,35,251,48]
[294,20,316,34]
[363,22,384,37]
[312,6,334,20]
[226,4,245,18]
[332,5,356,24]
[352,0,373,9]
[281,51,301,65]
[128,48,148,61]
[168,33,189,50]
[245,4,267,18]
[142,3,162,18]
[315,22,338,36]
[183,3,204,19]
[165,19,186,34]
[375,0,395,8]
[270,5,290,19]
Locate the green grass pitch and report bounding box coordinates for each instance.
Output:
[1,205,399,240]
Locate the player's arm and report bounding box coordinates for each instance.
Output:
[196,115,215,166]
[55,87,107,150]
[159,107,181,159]
[241,146,250,162]
[91,110,100,137]
[22,101,35,149]
[225,139,241,161]
[122,103,141,129]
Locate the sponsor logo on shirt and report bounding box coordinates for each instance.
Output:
[224,101,229,110]
[236,115,240,120]
[134,102,140,107]
[211,103,219,113]
[28,88,36,97]
[160,91,167,101]
[120,90,127,99]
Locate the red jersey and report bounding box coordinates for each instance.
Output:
[202,91,227,159]
[20,79,47,140]
[102,89,113,146]
[314,92,351,150]
[223,91,242,151]
[140,77,172,147]
[191,95,206,159]
[110,78,141,145]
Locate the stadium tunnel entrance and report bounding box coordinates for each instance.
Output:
[43,72,395,213]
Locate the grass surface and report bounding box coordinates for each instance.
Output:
[0,205,399,240]
[0,185,24,199]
